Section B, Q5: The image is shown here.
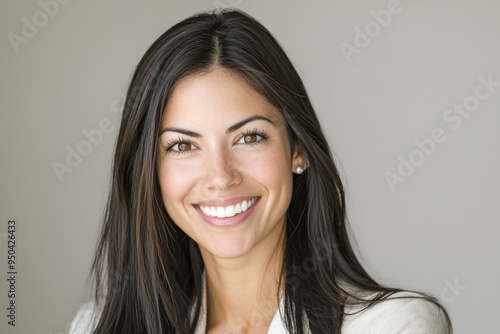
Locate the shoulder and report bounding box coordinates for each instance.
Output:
[342,291,450,334]
[69,301,102,334]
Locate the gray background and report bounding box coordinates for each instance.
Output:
[1,0,498,333]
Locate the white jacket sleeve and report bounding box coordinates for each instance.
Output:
[69,301,100,334]
[342,292,450,334]
[379,297,450,334]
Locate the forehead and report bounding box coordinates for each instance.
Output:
[161,69,285,128]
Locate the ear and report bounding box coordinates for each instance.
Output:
[292,146,309,174]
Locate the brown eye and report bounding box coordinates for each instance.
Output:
[237,132,267,146]
[244,134,257,143]
[168,141,197,154]
[178,142,191,151]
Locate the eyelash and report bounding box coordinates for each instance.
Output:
[163,129,269,155]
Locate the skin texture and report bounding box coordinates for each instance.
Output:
[157,68,307,332]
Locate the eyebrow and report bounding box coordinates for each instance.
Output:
[158,115,275,137]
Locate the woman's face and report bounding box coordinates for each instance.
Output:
[158,68,305,260]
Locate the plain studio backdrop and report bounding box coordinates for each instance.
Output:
[0,0,498,333]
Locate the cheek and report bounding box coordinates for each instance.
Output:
[158,161,199,208]
[246,146,292,190]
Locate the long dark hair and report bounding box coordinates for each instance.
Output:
[89,8,452,333]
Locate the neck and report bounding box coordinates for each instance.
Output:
[200,224,285,332]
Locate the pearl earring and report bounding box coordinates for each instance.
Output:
[295,166,304,174]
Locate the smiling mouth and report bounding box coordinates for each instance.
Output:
[197,197,259,218]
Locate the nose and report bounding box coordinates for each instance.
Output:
[202,148,242,190]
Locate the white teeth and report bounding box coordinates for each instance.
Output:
[217,207,226,218]
[234,203,242,214]
[199,197,257,218]
[226,205,235,217]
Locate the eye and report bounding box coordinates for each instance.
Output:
[236,129,269,146]
[164,138,198,155]
[172,142,192,152]
[242,134,260,143]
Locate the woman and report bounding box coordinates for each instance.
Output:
[70,8,452,334]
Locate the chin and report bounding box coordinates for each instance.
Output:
[200,235,255,260]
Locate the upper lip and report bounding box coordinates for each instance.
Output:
[195,196,259,207]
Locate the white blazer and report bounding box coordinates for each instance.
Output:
[69,274,449,334]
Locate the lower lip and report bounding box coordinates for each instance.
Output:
[195,198,259,228]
